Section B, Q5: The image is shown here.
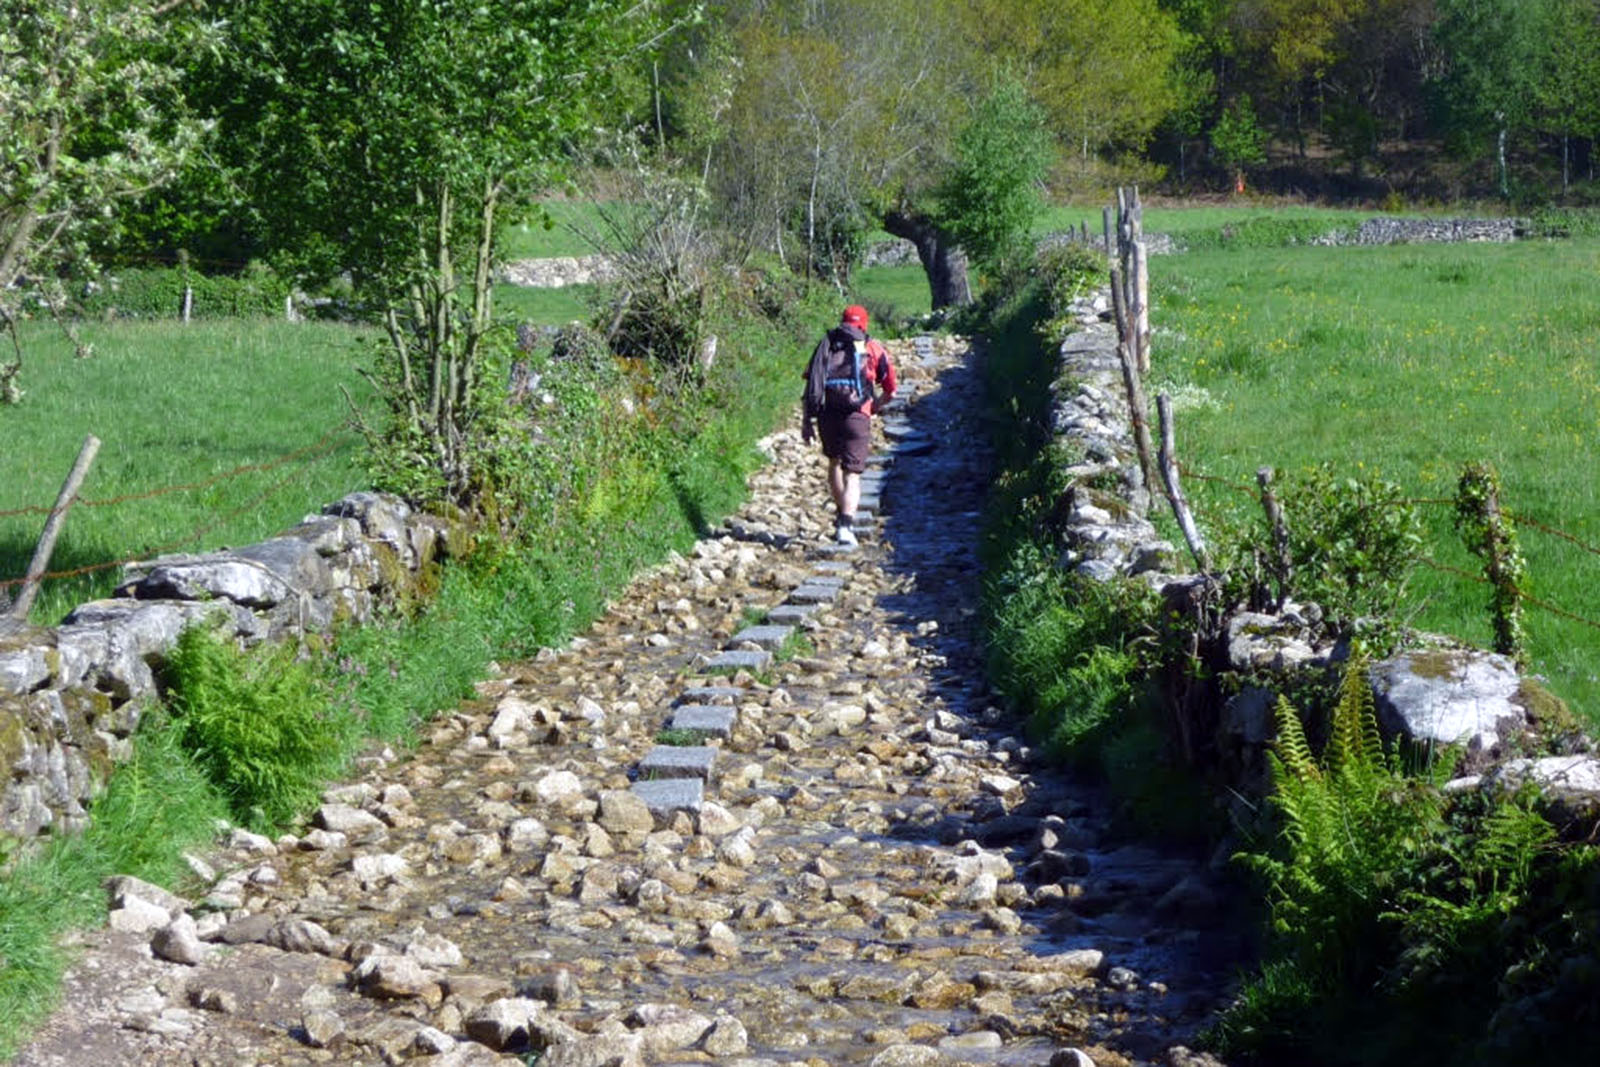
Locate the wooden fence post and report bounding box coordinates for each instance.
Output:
[1157,394,1209,572]
[9,434,101,620]
[1257,467,1291,610]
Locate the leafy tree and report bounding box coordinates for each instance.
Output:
[1211,94,1268,189]
[704,0,982,307]
[1431,0,1557,198]
[1536,0,1600,195]
[932,73,1052,278]
[965,0,1184,162]
[197,0,669,507]
[0,0,208,403]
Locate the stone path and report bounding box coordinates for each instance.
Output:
[13,337,1238,1067]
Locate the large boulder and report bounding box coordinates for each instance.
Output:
[1369,648,1529,752]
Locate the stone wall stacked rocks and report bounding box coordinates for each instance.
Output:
[1045,290,1600,818]
[1307,216,1525,246]
[0,492,459,855]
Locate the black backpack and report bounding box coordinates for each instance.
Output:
[819,328,874,413]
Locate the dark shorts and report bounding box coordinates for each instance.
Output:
[818,411,871,473]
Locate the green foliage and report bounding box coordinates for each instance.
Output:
[1209,95,1268,180]
[0,0,209,393]
[165,627,353,831]
[75,264,290,321]
[0,715,226,1059]
[933,72,1052,277]
[1034,241,1108,339]
[1272,464,1422,643]
[1454,462,1527,661]
[1217,659,1600,1066]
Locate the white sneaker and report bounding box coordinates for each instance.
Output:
[835,523,858,546]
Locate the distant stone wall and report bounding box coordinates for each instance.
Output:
[500,255,619,288]
[1309,216,1525,246]
[0,492,460,855]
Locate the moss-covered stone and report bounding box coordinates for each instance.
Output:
[0,708,28,778]
[1403,648,1474,681]
[1515,677,1579,731]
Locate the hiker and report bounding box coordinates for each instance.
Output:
[801,304,897,545]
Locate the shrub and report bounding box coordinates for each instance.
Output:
[164,626,353,830]
[76,263,290,320]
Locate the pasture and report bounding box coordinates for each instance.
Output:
[0,320,375,624]
[1152,236,1600,724]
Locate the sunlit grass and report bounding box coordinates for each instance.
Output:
[1152,237,1600,723]
[0,319,375,623]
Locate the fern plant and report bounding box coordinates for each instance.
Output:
[1236,660,1445,988]
[166,626,354,831]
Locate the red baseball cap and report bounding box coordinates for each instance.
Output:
[841,305,869,328]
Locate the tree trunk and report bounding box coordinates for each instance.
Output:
[882,210,971,309]
[1497,119,1509,199]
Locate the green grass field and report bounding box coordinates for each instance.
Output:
[0,320,376,623]
[498,199,616,259]
[1150,237,1600,723]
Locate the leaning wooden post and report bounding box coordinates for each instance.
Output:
[1132,239,1151,376]
[1156,395,1209,572]
[1102,206,1112,255]
[1111,268,1156,495]
[1257,467,1291,610]
[9,434,101,620]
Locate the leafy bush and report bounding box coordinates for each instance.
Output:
[76,263,290,320]
[1216,661,1600,1065]
[1216,464,1422,645]
[1034,241,1107,340]
[164,626,353,830]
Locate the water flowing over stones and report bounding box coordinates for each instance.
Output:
[14,336,1239,1067]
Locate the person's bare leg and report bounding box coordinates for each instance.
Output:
[841,470,860,519]
[828,459,847,515]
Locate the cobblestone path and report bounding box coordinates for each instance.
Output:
[15,337,1237,1067]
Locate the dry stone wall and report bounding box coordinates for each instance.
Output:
[0,492,459,854]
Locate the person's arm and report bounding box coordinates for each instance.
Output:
[875,344,897,399]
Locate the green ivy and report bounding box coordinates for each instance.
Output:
[1454,462,1527,662]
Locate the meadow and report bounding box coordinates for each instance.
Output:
[1150,237,1600,724]
[0,320,376,624]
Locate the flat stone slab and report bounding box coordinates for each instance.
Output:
[730,624,794,651]
[892,437,936,457]
[810,561,852,575]
[704,649,772,672]
[677,686,744,704]
[810,543,858,559]
[865,453,892,468]
[631,777,704,815]
[639,745,716,780]
[789,584,842,604]
[767,604,819,625]
[803,575,846,588]
[668,705,736,738]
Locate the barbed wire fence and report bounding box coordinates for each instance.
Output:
[1,425,355,617]
[1177,462,1600,641]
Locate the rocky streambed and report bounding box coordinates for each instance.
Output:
[13,336,1240,1067]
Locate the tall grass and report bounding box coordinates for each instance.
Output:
[0,319,374,623]
[1151,237,1600,723]
[0,718,227,1060]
